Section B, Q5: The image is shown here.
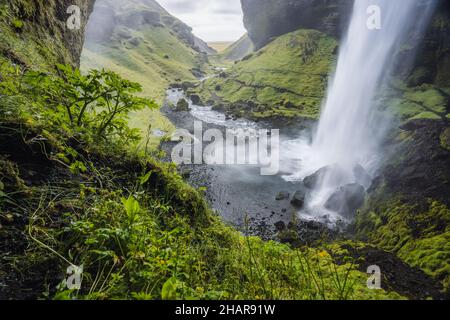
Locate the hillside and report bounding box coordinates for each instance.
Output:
[81,0,216,149]
[1,0,449,302]
[0,0,416,301]
[194,29,337,121]
[220,34,254,61]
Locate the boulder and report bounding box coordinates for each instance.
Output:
[274,221,286,232]
[353,164,372,189]
[175,99,190,112]
[303,164,345,189]
[325,183,365,219]
[190,94,203,105]
[290,188,306,208]
[116,28,132,40]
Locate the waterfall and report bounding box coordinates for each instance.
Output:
[283,0,438,219]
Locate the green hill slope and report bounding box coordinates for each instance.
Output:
[81,0,214,149]
[194,29,337,121]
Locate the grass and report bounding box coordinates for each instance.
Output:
[194,29,337,120]
[0,58,406,300]
[81,25,209,151]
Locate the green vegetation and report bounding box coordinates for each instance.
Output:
[0,61,405,300]
[0,0,85,68]
[193,29,337,120]
[81,24,208,151]
[384,82,450,122]
[355,198,450,293]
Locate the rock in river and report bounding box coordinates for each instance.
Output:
[175,98,190,112]
[325,183,365,219]
[290,188,306,208]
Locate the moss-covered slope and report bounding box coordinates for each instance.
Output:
[194,29,337,121]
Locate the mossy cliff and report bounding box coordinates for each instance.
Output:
[0,0,95,68]
[241,0,352,50]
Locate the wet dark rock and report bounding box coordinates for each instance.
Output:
[241,0,352,49]
[275,191,290,201]
[303,165,342,189]
[180,168,192,179]
[190,94,202,105]
[290,189,306,208]
[353,164,372,189]
[175,98,190,112]
[274,221,286,232]
[325,183,365,219]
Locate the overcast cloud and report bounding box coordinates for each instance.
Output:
[158,0,246,42]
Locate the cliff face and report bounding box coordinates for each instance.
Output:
[412,0,450,87]
[0,0,95,68]
[241,0,450,86]
[241,0,352,49]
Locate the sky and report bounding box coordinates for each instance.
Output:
[157,0,246,42]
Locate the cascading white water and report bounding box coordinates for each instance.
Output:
[283,0,438,219]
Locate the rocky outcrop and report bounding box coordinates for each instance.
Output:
[85,0,214,54]
[0,0,96,67]
[241,0,352,49]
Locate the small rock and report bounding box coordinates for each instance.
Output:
[180,168,191,179]
[274,221,286,232]
[275,191,290,201]
[175,98,190,112]
[190,94,202,105]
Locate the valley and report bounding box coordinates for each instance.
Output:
[0,0,449,301]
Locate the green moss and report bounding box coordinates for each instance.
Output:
[385,83,449,121]
[440,127,450,151]
[195,29,337,120]
[356,199,450,293]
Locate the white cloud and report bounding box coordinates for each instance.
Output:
[157,0,246,42]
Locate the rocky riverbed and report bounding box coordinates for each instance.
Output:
[160,88,342,243]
